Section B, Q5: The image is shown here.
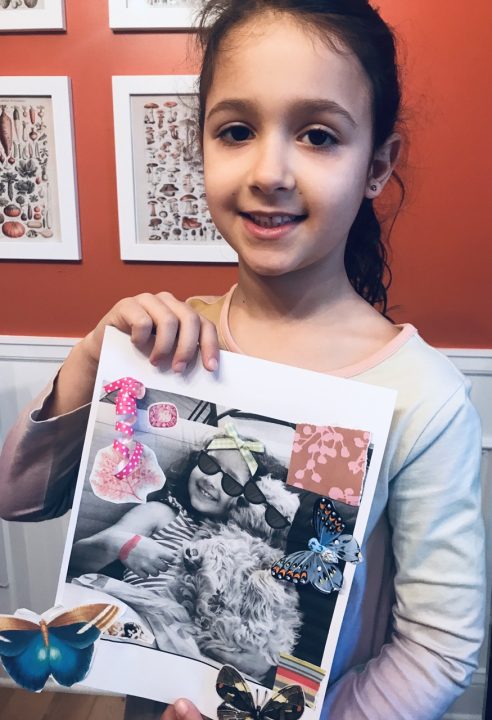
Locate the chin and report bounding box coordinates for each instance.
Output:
[247,258,307,278]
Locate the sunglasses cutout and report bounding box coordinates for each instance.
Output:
[197,451,289,529]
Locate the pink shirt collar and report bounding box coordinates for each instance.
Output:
[219,284,417,378]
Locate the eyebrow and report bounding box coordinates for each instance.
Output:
[206,97,358,128]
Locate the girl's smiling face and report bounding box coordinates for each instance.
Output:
[188,448,251,517]
[203,13,376,279]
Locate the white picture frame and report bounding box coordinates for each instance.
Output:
[0,0,65,33]
[0,76,80,260]
[109,0,197,31]
[113,75,237,263]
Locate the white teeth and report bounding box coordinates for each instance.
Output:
[249,214,296,228]
[199,484,215,500]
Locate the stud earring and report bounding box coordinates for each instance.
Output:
[370,183,378,192]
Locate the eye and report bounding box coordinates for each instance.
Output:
[218,124,253,144]
[300,127,338,148]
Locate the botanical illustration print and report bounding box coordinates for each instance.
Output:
[286,425,371,505]
[0,1,45,10]
[131,94,224,246]
[0,96,61,244]
[126,1,197,9]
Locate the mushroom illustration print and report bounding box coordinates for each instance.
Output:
[130,93,224,247]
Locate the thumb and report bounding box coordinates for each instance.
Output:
[175,698,204,720]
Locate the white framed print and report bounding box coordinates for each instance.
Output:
[113,75,236,263]
[0,0,65,33]
[0,77,80,260]
[109,0,198,31]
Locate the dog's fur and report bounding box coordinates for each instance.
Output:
[164,476,302,679]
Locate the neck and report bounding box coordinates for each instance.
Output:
[235,259,361,324]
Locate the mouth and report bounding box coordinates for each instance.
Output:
[196,480,218,503]
[240,211,306,229]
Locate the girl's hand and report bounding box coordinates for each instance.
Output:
[123,536,175,578]
[162,699,204,720]
[80,292,219,372]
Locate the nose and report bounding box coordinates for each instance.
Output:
[247,132,295,195]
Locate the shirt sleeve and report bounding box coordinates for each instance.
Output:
[323,383,485,719]
[0,374,90,521]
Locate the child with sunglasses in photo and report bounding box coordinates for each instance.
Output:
[69,424,296,585]
[0,0,485,718]
[68,425,302,678]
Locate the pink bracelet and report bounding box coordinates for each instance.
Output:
[119,534,142,562]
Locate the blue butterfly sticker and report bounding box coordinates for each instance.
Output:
[271,497,362,594]
[0,603,119,691]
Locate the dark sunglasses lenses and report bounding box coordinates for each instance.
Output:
[220,473,244,497]
[243,480,266,504]
[197,451,220,475]
[197,452,289,528]
[265,505,289,529]
[245,481,289,528]
[198,451,243,497]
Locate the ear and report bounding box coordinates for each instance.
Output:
[365,133,401,199]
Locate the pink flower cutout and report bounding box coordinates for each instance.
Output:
[90,444,166,504]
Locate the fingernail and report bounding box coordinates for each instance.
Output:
[175,699,189,719]
[173,361,186,373]
[207,357,218,372]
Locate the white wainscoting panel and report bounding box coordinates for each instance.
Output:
[0,337,75,615]
[0,336,491,717]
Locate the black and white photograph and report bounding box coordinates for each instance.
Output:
[65,384,362,686]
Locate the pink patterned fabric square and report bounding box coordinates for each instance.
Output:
[148,402,178,429]
[287,425,371,505]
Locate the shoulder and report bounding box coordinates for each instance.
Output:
[186,292,228,326]
[358,329,480,478]
[358,328,469,411]
[122,501,176,527]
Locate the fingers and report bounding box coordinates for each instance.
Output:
[153,292,201,369]
[199,317,220,372]
[152,292,220,372]
[85,292,220,372]
[161,699,204,720]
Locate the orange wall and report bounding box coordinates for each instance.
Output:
[0,0,490,347]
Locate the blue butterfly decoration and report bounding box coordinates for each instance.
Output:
[0,603,119,691]
[271,497,362,594]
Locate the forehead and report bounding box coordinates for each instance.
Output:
[207,447,251,478]
[206,13,372,122]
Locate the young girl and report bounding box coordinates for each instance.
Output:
[68,427,301,680]
[69,426,294,583]
[0,1,484,719]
